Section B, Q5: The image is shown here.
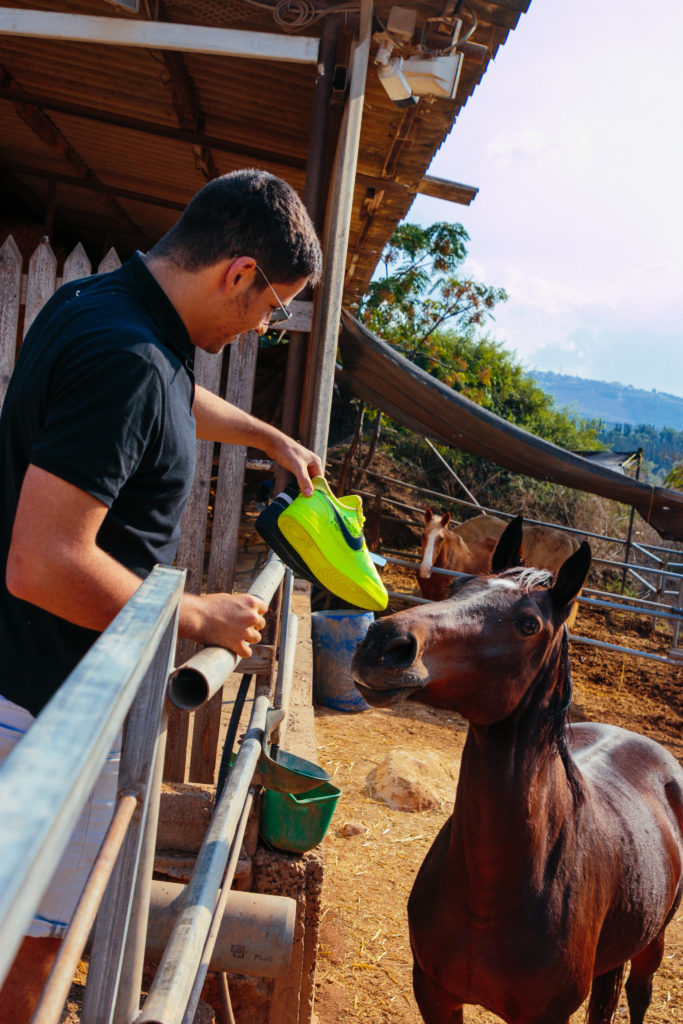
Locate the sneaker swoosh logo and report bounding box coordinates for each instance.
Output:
[331,505,365,551]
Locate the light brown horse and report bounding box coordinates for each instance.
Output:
[353,519,683,1024]
[417,509,583,624]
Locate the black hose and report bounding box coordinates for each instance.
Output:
[215,673,253,803]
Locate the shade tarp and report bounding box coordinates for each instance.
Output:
[338,310,683,542]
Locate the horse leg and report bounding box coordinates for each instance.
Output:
[586,965,625,1024]
[624,929,666,1024]
[412,961,463,1024]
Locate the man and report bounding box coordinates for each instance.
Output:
[0,168,323,1019]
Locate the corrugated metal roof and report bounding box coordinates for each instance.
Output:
[0,0,531,296]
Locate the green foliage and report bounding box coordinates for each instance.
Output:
[665,462,683,490]
[359,221,507,361]
[338,218,608,526]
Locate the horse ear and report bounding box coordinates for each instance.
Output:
[424,508,433,524]
[491,516,524,573]
[441,511,451,527]
[551,542,592,617]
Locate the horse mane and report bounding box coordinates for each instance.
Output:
[495,568,584,805]
[497,566,554,590]
[542,628,583,805]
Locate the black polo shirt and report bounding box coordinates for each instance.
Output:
[0,253,196,715]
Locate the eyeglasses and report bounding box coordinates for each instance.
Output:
[254,264,293,327]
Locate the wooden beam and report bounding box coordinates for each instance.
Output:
[2,161,186,211]
[0,8,319,63]
[416,174,478,205]
[0,85,307,170]
[1,68,144,237]
[355,172,478,206]
[142,0,218,181]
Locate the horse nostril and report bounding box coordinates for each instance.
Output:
[381,633,418,668]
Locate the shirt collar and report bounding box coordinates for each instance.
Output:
[119,252,195,371]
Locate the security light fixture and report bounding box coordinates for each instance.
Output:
[103,0,140,12]
[374,5,464,108]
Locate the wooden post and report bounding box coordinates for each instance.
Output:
[164,346,223,783]
[23,237,57,337]
[62,240,92,282]
[0,235,22,410]
[298,0,372,460]
[189,330,260,783]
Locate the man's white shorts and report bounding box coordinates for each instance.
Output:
[0,694,120,939]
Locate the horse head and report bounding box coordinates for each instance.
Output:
[417,507,451,579]
[353,520,591,726]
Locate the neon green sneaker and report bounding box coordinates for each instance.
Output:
[278,477,388,611]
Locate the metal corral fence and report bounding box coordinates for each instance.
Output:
[327,460,683,662]
[0,555,299,1024]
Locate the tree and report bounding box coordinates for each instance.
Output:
[358,222,507,362]
[665,463,683,490]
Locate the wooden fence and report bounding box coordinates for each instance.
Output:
[0,234,305,785]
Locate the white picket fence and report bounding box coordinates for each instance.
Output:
[0,234,272,784]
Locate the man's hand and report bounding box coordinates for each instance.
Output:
[270,435,323,497]
[193,386,324,495]
[7,466,268,659]
[179,592,267,658]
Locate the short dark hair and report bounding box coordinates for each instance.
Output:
[150,169,322,285]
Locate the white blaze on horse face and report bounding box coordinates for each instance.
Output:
[486,577,519,591]
[419,524,441,578]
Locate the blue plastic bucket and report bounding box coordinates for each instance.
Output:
[310,610,374,712]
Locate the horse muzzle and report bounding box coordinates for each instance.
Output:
[351,623,427,705]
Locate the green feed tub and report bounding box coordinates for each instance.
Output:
[260,781,342,854]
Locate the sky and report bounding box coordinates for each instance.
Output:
[408,0,683,398]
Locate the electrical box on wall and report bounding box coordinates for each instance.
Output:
[103,0,140,11]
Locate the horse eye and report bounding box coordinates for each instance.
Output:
[517,616,540,636]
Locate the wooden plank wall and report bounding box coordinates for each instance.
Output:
[0,234,274,786]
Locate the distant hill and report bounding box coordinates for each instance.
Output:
[530,371,683,431]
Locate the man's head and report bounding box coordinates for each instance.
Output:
[147,169,322,351]
[149,169,322,287]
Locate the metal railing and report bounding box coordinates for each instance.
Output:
[0,552,299,1023]
[0,564,185,1023]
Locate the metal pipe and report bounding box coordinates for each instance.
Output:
[31,793,138,1024]
[83,611,181,1024]
[168,554,285,710]
[424,438,481,508]
[0,566,184,987]
[181,790,255,1024]
[566,632,676,665]
[113,705,170,1024]
[142,883,294,981]
[137,693,271,1024]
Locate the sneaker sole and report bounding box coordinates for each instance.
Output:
[279,515,387,611]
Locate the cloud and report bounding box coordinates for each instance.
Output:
[485,126,591,171]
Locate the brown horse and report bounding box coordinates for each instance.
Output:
[417,510,507,600]
[353,519,683,1024]
[417,509,583,625]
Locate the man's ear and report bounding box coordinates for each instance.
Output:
[222,255,257,293]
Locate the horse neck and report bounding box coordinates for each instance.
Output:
[449,634,581,902]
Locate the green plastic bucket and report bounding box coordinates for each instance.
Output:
[260,781,342,854]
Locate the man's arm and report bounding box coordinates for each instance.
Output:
[193,384,323,496]
[6,466,267,657]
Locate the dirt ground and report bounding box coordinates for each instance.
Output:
[312,561,683,1024]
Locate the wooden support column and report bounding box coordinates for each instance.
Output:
[164,347,222,783]
[188,331,260,784]
[299,0,373,461]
